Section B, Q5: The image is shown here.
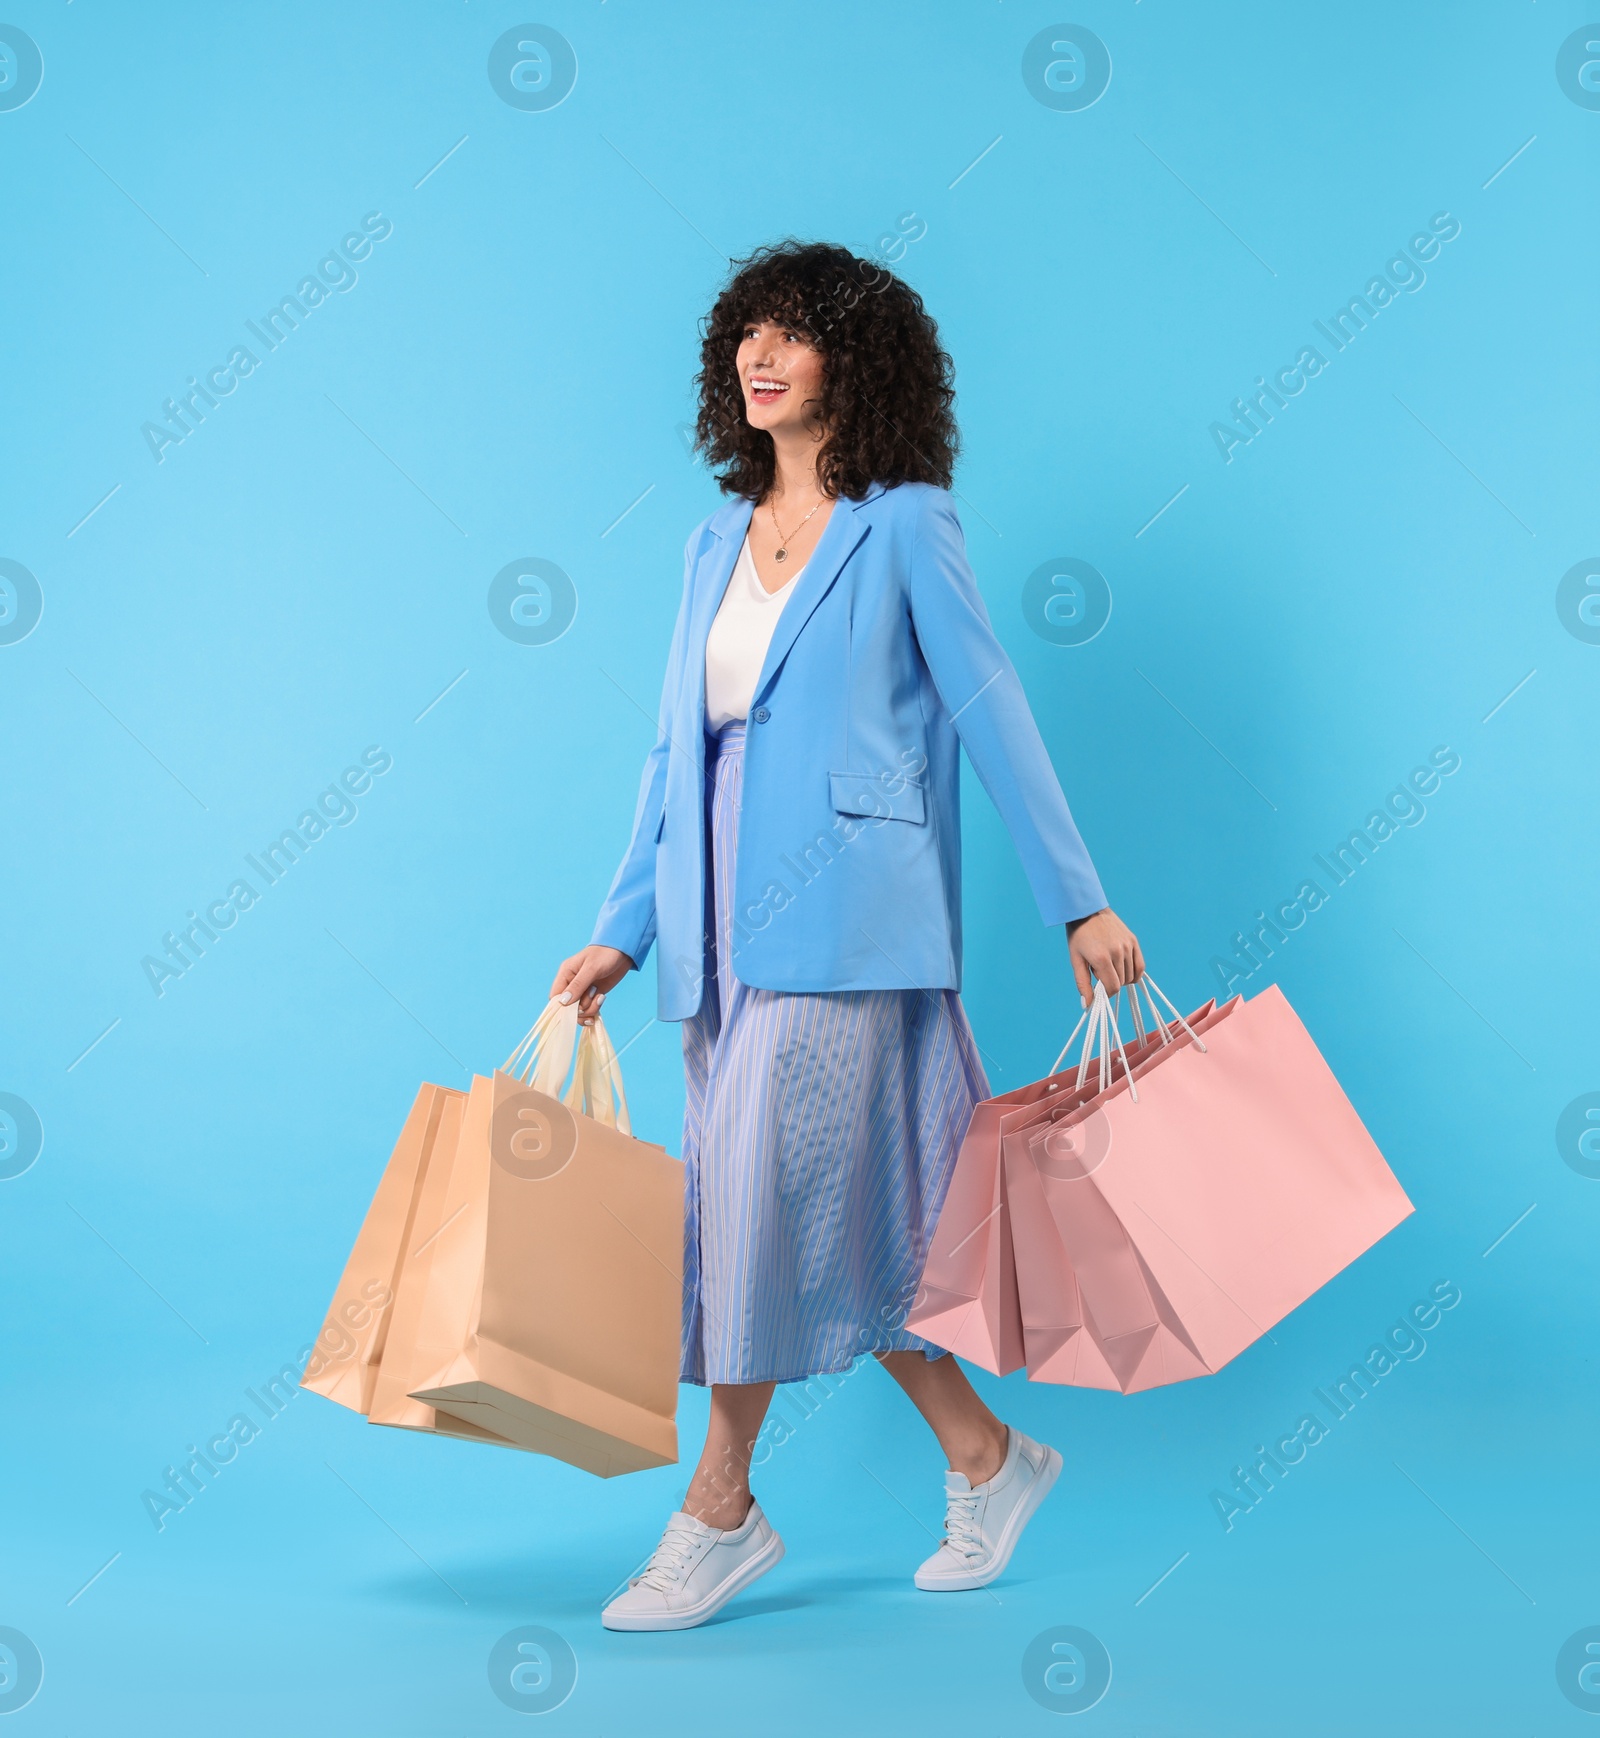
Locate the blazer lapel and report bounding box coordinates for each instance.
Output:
[751,487,879,704]
[683,497,755,742]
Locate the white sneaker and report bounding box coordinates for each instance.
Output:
[601,1500,784,1631]
[914,1427,1062,1591]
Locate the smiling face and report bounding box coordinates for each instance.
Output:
[736,318,826,438]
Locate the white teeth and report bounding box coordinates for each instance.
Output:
[751,379,788,391]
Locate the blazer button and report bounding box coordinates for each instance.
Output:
[751,706,770,723]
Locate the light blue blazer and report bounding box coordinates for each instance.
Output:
[590,480,1107,1022]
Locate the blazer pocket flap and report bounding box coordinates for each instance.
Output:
[829,771,926,824]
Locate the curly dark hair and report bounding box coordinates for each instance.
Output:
[693,240,958,501]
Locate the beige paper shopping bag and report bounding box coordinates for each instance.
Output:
[301,1081,469,1415]
[366,1067,515,1444]
[307,1001,684,1468]
[412,1006,684,1477]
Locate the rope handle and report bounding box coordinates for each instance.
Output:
[1052,976,1173,1077]
[1047,971,1208,1105]
[579,1007,633,1135]
[1048,1003,1092,1079]
[1091,985,1137,1102]
[1140,972,1207,1055]
[1134,977,1175,1045]
[1076,993,1105,1093]
[1051,982,1140,1102]
[504,998,574,1093]
[501,998,632,1134]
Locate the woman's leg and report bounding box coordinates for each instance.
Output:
[683,1381,775,1528]
[602,1378,785,1629]
[876,1351,1009,1485]
[879,1350,1061,1592]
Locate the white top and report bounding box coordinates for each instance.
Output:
[704,538,807,729]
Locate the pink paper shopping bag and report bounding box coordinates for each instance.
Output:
[907,997,1193,1373]
[1018,978,1413,1392]
[1004,991,1233,1388]
[905,1092,1028,1374]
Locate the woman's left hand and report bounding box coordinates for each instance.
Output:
[1067,908,1144,1005]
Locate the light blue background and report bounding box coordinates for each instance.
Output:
[3,4,1597,1731]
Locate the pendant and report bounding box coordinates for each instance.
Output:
[774,548,788,563]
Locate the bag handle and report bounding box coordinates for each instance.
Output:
[1140,972,1207,1055]
[1076,992,1107,1093]
[501,998,633,1134]
[1053,985,1120,1084]
[1093,983,1137,1102]
[1048,971,1207,1103]
[1053,975,1175,1075]
[574,1007,633,1135]
[1049,1003,1093,1079]
[1133,976,1177,1046]
[1052,981,1141,1101]
[505,998,578,1095]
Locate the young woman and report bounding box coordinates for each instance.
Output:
[551,241,1141,1632]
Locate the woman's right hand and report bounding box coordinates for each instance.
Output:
[549,945,635,1026]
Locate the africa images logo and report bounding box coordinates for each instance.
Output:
[0,558,43,646]
[0,25,44,113]
[141,213,394,463]
[487,26,577,110]
[140,747,392,995]
[1210,213,1461,462]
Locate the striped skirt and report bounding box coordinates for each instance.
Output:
[680,720,990,1386]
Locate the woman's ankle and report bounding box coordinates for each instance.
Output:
[683,1487,753,1530]
[947,1418,1010,1487]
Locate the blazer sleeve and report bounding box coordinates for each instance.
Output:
[905,488,1108,928]
[588,534,699,968]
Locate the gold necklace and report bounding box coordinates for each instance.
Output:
[768,495,822,564]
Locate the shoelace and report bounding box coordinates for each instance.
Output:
[632,1518,706,1591]
[942,1490,986,1560]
